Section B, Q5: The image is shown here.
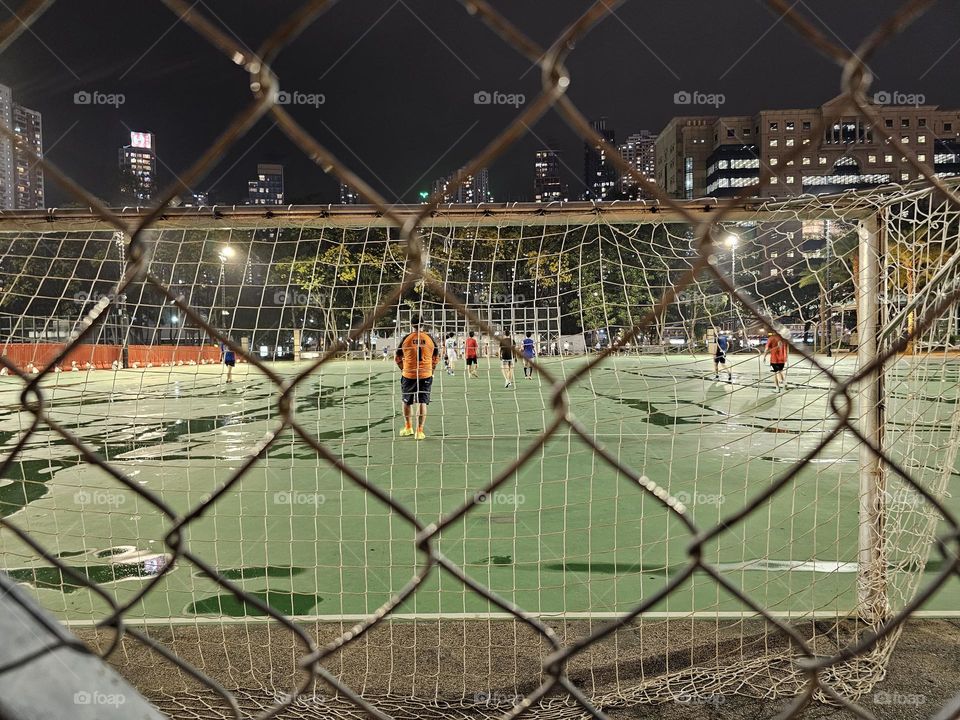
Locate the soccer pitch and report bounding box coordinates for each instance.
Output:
[1,353,957,624]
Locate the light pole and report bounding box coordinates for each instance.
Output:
[113,232,129,365]
[217,245,235,331]
[726,233,739,339]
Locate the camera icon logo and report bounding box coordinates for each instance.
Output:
[673,90,692,104]
[74,90,92,105]
[474,90,492,105]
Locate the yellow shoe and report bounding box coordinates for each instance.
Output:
[415,429,426,440]
[399,426,413,437]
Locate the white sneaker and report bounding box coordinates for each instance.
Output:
[505,382,512,388]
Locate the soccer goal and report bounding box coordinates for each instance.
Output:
[0,185,958,717]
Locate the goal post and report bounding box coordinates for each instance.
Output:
[0,186,957,716]
[857,213,888,623]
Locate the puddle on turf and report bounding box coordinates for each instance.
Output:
[7,548,170,592]
[187,591,322,617]
[193,566,310,581]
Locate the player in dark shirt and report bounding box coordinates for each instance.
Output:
[499,331,515,389]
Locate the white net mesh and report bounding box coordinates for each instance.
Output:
[0,185,958,716]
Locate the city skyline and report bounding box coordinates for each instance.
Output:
[2,2,960,206]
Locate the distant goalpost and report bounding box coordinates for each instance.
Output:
[0,185,958,716]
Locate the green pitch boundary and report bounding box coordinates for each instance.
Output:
[56,610,960,626]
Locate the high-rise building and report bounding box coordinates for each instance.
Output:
[340,182,360,204]
[119,131,157,203]
[534,148,564,202]
[0,83,44,209]
[584,117,617,200]
[655,96,960,199]
[13,104,44,209]
[432,168,491,204]
[617,131,656,199]
[248,163,284,205]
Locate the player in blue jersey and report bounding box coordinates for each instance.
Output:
[521,331,536,379]
[221,341,236,383]
[713,333,730,381]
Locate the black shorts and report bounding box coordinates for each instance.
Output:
[714,352,726,364]
[466,357,478,365]
[401,376,433,404]
[770,363,784,372]
[224,358,236,367]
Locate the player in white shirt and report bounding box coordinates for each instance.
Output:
[444,333,458,376]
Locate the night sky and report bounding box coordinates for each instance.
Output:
[2,1,960,207]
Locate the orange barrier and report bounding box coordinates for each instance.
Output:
[0,344,231,371]
[127,345,223,366]
[0,343,121,371]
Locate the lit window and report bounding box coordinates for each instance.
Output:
[901,136,910,144]
[770,139,778,147]
[819,157,827,165]
[918,135,926,144]
[786,121,795,131]
[868,154,876,163]
[787,251,795,258]
[884,154,893,163]
[770,268,779,277]
[803,138,810,145]
[802,157,811,165]
[901,173,910,181]
[786,138,795,147]
[770,122,778,131]
[770,176,779,184]
[770,158,779,166]
[771,251,779,258]
[918,154,926,162]
[786,176,795,184]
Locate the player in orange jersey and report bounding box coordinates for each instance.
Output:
[762,331,789,392]
[394,315,440,439]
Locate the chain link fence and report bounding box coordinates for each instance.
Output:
[1,1,960,718]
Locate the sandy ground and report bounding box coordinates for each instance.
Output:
[69,617,960,719]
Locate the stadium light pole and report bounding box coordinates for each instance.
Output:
[218,245,236,331]
[726,234,738,339]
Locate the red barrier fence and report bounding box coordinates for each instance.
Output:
[127,345,222,366]
[0,344,225,370]
[0,343,121,370]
